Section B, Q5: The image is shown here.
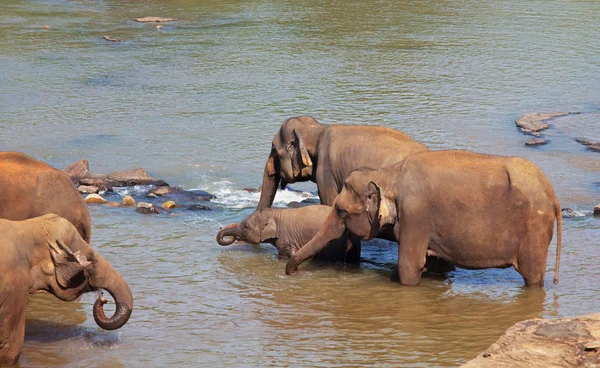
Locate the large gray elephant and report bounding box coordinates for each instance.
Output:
[255,116,428,209]
[0,152,92,243]
[285,150,562,287]
[0,214,133,365]
[216,205,359,262]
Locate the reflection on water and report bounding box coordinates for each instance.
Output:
[1,0,599,366]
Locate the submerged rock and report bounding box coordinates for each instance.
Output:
[525,138,549,146]
[122,195,136,207]
[103,35,123,42]
[84,194,108,204]
[136,202,171,215]
[561,208,584,218]
[461,313,600,367]
[107,202,121,207]
[146,186,215,201]
[515,112,573,136]
[187,204,212,211]
[135,17,177,22]
[575,138,600,153]
[79,174,118,191]
[594,204,600,216]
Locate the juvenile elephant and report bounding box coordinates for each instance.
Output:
[0,152,92,242]
[216,205,359,263]
[0,214,133,365]
[285,150,562,287]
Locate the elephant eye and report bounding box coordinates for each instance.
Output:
[287,142,295,151]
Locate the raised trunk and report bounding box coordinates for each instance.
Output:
[89,255,133,330]
[285,209,346,274]
[216,226,241,246]
[257,154,281,210]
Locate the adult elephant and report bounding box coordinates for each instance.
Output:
[255,116,428,209]
[0,214,133,365]
[0,151,91,242]
[285,150,562,287]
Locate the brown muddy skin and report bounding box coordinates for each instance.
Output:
[0,152,92,243]
[216,206,359,262]
[287,150,562,288]
[0,215,132,365]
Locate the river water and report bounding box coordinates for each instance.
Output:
[1,0,599,367]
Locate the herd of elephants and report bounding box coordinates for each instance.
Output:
[0,116,562,365]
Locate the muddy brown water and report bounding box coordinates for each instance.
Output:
[1,0,599,366]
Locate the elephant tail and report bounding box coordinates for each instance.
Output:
[553,200,562,284]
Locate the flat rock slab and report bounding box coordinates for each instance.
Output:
[516,112,573,136]
[135,17,177,22]
[107,168,158,186]
[103,35,123,42]
[525,138,548,146]
[575,138,600,153]
[461,313,600,367]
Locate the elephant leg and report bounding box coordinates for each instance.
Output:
[0,283,28,365]
[344,239,361,264]
[515,223,552,287]
[397,223,429,286]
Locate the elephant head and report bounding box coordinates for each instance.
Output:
[256,116,324,209]
[34,214,133,330]
[216,210,279,247]
[285,169,396,274]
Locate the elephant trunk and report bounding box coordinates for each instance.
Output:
[257,153,281,210]
[89,255,133,330]
[216,226,241,246]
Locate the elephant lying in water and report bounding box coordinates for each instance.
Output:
[0,214,133,365]
[286,150,562,287]
[217,205,360,263]
[0,152,92,243]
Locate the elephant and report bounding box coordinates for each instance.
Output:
[285,150,562,288]
[216,205,359,262]
[0,152,92,243]
[0,214,133,365]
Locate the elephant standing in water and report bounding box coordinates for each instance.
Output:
[0,152,92,242]
[217,205,358,262]
[0,214,133,365]
[286,150,562,287]
[223,116,453,271]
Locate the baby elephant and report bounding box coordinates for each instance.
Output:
[286,150,562,287]
[0,214,133,365]
[216,205,360,263]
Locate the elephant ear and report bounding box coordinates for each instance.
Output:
[265,152,277,177]
[260,218,279,242]
[49,239,91,288]
[293,129,313,167]
[365,181,381,227]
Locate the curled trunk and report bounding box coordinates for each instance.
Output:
[216,226,241,246]
[90,255,133,330]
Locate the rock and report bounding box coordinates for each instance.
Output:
[146,186,215,201]
[78,185,99,194]
[187,204,212,211]
[107,168,158,186]
[63,159,90,184]
[461,313,600,367]
[43,25,50,30]
[243,187,259,193]
[515,112,573,136]
[575,138,600,153]
[594,204,600,216]
[148,186,178,196]
[156,25,163,30]
[287,201,302,208]
[136,202,171,215]
[79,174,117,191]
[162,200,177,209]
[561,208,581,218]
[103,35,123,42]
[107,202,121,207]
[135,17,177,22]
[122,195,136,207]
[525,138,548,146]
[84,194,108,204]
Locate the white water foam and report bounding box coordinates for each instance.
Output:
[206,180,318,209]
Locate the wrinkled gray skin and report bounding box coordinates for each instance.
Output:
[217,205,359,263]
[286,150,562,287]
[0,214,133,365]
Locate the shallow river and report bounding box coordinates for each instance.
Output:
[1,0,599,367]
